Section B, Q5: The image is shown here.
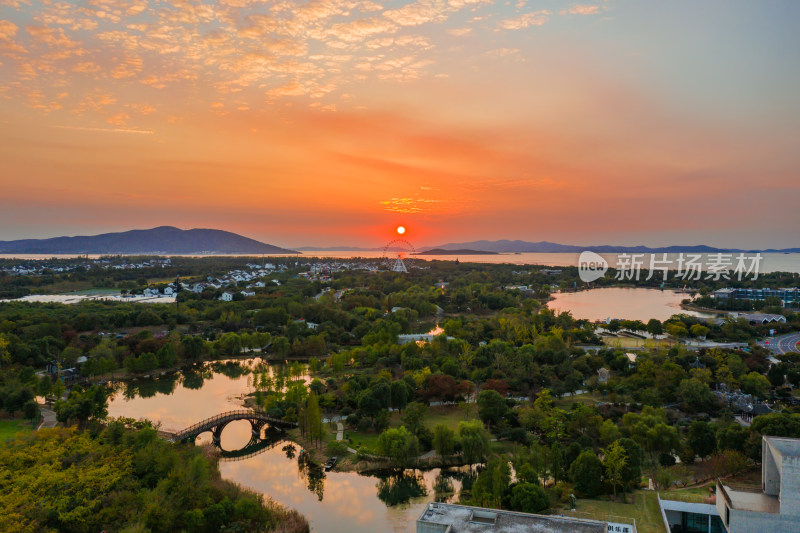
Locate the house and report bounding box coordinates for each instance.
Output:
[416,502,621,533]
[219,292,233,302]
[163,287,174,296]
[241,290,255,297]
[597,367,610,384]
[192,283,206,293]
[625,353,637,365]
[143,288,159,297]
[715,436,800,533]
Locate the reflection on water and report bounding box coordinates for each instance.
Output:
[547,287,719,322]
[106,361,467,533]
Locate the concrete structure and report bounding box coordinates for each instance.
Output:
[716,436,800,533]
[658,494,724,533]
[416,503,618,533]
[733,313,787,324]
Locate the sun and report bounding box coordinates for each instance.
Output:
[396,226,406,235]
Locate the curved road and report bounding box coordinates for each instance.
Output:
[761,332,800,355]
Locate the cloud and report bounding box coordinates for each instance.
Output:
[497,10,550,30]
[561,5,600,15]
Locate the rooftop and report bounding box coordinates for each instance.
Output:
[765,435,800,457]
[416,503,607,533]
[719,484,780,514]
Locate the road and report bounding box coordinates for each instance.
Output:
[760,332,800,355]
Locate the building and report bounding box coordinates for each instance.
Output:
[416,503,626,533]
[716,436,800,533]
[219,292,233,302]
[713,288,799,307]
[658,494,725,533]
[733,313,787,325]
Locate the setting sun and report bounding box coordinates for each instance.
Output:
[396,226,406,235]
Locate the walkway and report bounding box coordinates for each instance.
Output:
[37,406,57,430]
[335,422,358,454]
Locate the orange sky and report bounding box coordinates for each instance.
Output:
[1,1,798,248]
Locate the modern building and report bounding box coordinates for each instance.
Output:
[713,288,799,307]
[658,494,725,533]
[415,502,632,533]
[716,436,800,533]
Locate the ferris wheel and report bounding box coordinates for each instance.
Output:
[381,239,416,273]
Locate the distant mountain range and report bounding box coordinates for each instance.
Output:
[422,240,800,254]
[0,226,298,255]
[416,248,498,255]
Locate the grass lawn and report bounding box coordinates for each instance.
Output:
[563,490,664,533]
[0,419,34,441]
[660,486,713,504]
[422,405,477,432]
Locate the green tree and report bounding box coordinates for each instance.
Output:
[432,424,456,456]
[604,441,627,498]
[376,426,419,466]
[740,372,771,398]
[402,402,428,436]
[458,420,490,464]
[477,389,508,429]
[688,420,717,459]
[569,450,604,497]
[510,483,549,513]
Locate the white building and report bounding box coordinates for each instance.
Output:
[716,436,800,533]
[416,503,617,533]
[219,292,233,302]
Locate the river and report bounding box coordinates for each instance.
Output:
[106,360,466,533]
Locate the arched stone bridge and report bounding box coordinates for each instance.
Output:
[169,410,297,450]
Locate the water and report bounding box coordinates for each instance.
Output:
[106,361,465,533]
[1,252,798,273]
[547,287,721,322]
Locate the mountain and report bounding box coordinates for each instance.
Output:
[415,248,498,255]
[0,226,299,255]
[423,240,798,254]
[294,246,383,251]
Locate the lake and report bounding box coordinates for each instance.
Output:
[547,287,721,322]
[106,361,465,533]
[2,251,798,273]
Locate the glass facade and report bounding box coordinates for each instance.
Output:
[680,512,725,533]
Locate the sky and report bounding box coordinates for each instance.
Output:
[0,0,798,249]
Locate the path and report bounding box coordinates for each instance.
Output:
[38,406,57,430]
[335,422,358,454]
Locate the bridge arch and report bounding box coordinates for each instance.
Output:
[169,410,297,452]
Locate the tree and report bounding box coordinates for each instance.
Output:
[569,450,604,497]
[509,483,549,513]
[376,426,419,466]
[740,372,770,398]
[677,378,714,413]
[402,402,428,436]
[688,420,717,459]
[390,380,409,412]
[471,456,510,508]
[458,420,490,464]
[617,438,644,490]
[477,389,507,429]
[432,424,456,456]
[646,319,663,336]
[604,441,627,498]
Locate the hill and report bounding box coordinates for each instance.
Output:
[426,239,799,254]
[0,226,298,255]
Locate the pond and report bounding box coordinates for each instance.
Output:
[106,360,468,533]
[547,287,721,322]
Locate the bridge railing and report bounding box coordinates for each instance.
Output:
[171,409,297,441]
